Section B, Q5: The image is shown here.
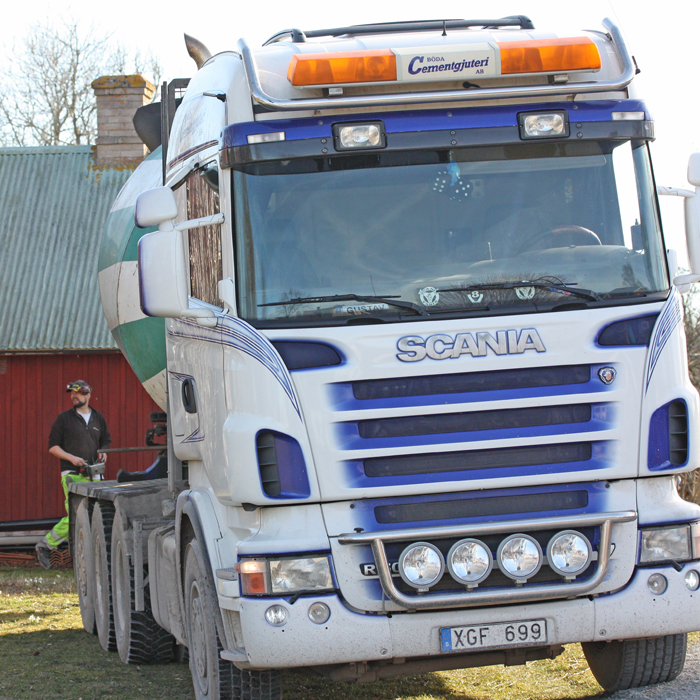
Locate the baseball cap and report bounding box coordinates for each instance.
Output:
[66,380,92,395]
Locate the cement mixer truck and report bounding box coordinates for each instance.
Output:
[69,14,700,699]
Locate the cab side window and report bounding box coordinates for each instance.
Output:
[175,167,222,305]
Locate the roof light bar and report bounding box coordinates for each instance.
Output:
[288,50,397,86]
[498,37,601,75]
[287,36,601,88]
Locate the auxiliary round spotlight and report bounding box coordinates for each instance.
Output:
[647,573,668,595]
[447,539,493,587]
[264,604,289,627]
[308,602,331,624]
[685,570,700,592]
[547,530,593,578]
[398,542,445,589]
[497,534,543,582]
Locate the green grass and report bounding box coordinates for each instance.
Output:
[1,568,690,700]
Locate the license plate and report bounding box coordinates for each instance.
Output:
[440,619,547,653]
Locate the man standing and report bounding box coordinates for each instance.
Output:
[35,380,111,569]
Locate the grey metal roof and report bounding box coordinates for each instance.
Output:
[0,146,131,351]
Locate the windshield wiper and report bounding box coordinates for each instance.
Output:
[258,294,430,316]
[605,287,649,299]
[437,280,601,303]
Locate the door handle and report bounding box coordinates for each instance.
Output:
[182,377,198,414]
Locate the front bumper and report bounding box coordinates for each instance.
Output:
[230,563,700,669]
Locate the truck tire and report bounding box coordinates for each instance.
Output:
[184,539,234,700]
[111,509,174,664]
[91,501,117,652]
[236,669,282,700]
[582,633,687,692]
[183,539,282,700]
[74,498,95,635]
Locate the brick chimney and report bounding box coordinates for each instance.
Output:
[91,75,155,167]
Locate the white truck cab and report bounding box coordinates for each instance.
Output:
[73,15,700,699]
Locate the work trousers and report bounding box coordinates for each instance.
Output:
[39,472,91,549]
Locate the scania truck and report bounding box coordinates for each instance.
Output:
[70,14,700,699]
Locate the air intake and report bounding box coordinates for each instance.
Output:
[256,431,281,496]
[255,431,311,498]
[669,401,689,465]
[648,399,688,470]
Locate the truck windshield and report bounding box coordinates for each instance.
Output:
[232,140,668,326]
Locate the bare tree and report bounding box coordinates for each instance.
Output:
[679,286,700,503]
[0,20,162,147]
[682,287,700,390]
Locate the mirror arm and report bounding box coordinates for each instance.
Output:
[181,308,218,327]
[175,213,225,231]
[657,185,695,198]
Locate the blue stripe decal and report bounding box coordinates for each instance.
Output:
[329,366,618,412]
[645,290,682,392]
[342,443,614,488]
[167,316,302,419]
[335,403,614,450]
[344,482,611,534]
[183,427,205,443]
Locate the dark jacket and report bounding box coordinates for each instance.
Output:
[48,407,111,472]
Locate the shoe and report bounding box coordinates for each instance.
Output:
[35,544,52,570]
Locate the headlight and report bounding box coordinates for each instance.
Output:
[269,557,333,594]
[237,556,334,595]
[497,534,542,581]
[398,542,444,589]
[547,531,592,578]
[639,526,691,564]
[333,122,386,150]
[447,539,493,587]
[518,111,569,139]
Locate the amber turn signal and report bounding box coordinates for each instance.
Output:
[288,50,397,86]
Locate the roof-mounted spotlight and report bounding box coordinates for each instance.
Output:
[518,111,569,139]
[332,121,386,151]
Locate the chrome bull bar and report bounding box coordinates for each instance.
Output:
[337,510,637,610]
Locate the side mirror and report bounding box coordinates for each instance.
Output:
[135,187,178,230]
[136,186,221,326]
[684,154,700,276]
[138,228,190,318]
[689,153,700,187]
[658,153,700,287]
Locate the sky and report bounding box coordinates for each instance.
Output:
[3,0,699,261]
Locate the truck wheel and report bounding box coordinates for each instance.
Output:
[183,539,282,700]
[74,498,95,635]
[184,539,234,700]
[236,669,282,700]
[582,633,687,692]
[111,509,174,664]
[91,501,117,652]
